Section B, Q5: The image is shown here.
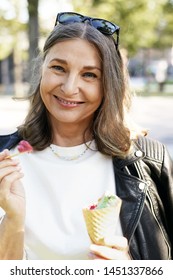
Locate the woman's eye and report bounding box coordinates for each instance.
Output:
[52,65,65,72]
[83,72,97,78]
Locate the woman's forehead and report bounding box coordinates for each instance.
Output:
[44,38,102,66]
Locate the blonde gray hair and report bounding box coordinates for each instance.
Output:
[18,22,133,158]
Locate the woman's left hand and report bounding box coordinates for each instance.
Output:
[89,236,131,260]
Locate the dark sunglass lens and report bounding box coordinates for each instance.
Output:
[92,19,117,35]
[59,13,83,24]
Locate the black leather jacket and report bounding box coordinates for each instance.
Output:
[0,131,173,260]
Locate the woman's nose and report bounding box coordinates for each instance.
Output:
[60,74,79,96]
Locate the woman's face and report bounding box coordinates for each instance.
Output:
[40,38,103,130]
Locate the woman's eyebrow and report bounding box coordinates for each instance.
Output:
[83,65,102,71]
[49,58,67,64]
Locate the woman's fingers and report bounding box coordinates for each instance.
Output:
[0,149,10,160]
[0,150,20,175]
[0,158,19,168]
[90,236,130,260]
[0,150,25,221]
[1,170,24,186]
[90,244,130,260]
[0,150,21,183]
[0,153,23,202]
[0,171,24,194]
[104,236,128,251]
[0,164,21,182]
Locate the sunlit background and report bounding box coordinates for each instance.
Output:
[0,0,173,157]
[1,0,173,95]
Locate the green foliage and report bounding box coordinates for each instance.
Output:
[72,0,173,55]
[0,1,27,59]
[0,17,26,59]
[158,0,173,47]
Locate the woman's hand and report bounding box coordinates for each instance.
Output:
[0,149,25,224]
[0,149,25,259]
[89,236,131,260]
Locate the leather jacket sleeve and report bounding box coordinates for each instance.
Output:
[114,136,173,259]
[138,137,173,247]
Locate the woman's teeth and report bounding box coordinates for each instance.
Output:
[56,96,82,105]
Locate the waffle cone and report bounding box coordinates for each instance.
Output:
[83,196,122,245]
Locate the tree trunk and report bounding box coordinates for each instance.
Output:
[27,0,39,84]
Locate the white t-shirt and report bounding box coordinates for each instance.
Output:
[0,141,122,259]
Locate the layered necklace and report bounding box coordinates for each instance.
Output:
[49,140,93,161]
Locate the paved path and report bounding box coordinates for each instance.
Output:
[131,96,173,158]
[0,95,29,134]
[0,95,173,158]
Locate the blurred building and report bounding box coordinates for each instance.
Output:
[128,47,173,93]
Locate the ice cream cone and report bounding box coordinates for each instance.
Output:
[83,195,122,245]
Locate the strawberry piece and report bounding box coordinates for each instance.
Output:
[17,140,33,153]
[89,204,97,210]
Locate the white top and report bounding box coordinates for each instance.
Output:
[0,141,123,259]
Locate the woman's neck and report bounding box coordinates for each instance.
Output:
[51,124,93,147]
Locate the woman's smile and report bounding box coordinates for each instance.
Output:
[40,38,103,127]
[53,95,85,108]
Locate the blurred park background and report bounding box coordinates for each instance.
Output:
[0,0,173,157]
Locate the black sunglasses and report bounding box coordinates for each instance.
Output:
[55,12,120,49]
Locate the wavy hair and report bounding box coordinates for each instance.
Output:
[18,22,135,158]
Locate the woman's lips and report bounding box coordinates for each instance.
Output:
[54,95,84,107]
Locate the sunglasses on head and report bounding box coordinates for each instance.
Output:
[55,12,120,49]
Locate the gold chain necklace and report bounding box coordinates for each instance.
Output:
[49,140,93,161]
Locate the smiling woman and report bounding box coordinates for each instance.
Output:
[0,12,173,261]
[39,38,103,144]
[18,21,128,154]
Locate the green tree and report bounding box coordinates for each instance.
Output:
[0,1,27,95]
[0,3,26,60]
[155,0,173,48]
[27,0,39,82]
[72,0,171,55]
[0,0,39,93]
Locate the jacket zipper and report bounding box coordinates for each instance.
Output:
[147,190,171,259]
